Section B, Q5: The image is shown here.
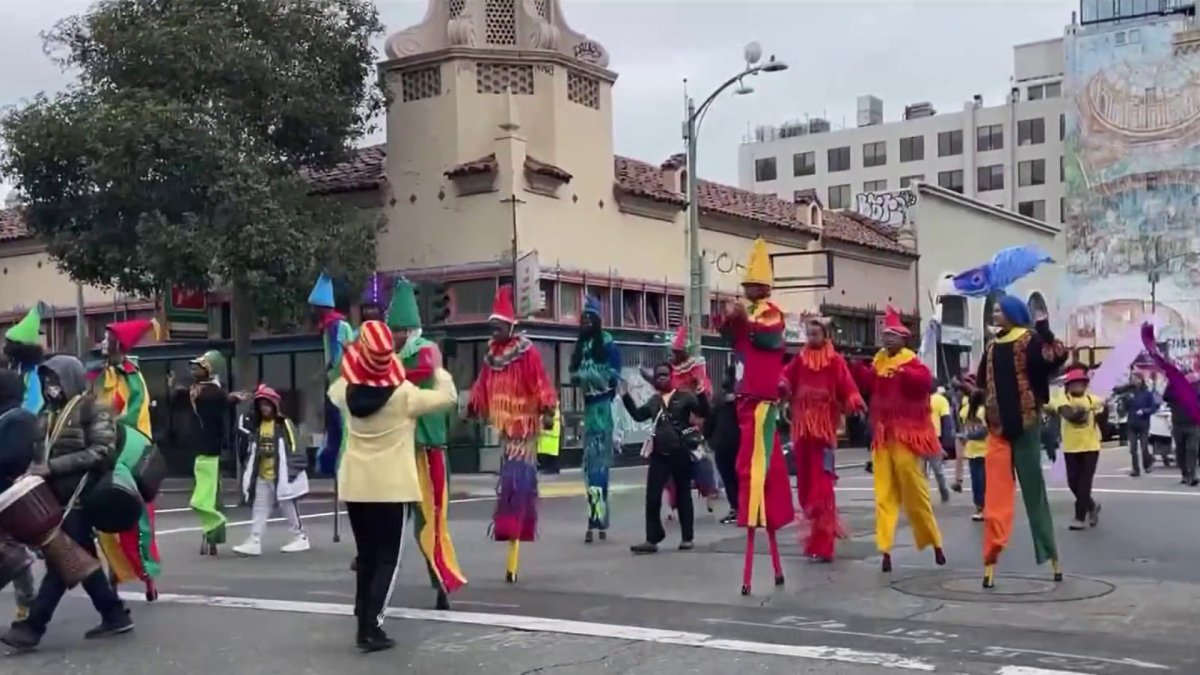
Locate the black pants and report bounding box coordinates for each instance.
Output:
[714,446,738,512]
[1128,425,1152,472]
[1173,427,1199,482]
[1063,451,1099,522]
[346,502,406,631]
[645,452,694,544]
[27,508,126,633]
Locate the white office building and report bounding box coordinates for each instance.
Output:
[738,38,1068,225]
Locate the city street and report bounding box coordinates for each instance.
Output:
[5,447,1200,674]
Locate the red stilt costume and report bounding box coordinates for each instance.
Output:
[716,238,795,595]
[780,327,864,562]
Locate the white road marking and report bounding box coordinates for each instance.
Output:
[705,617,947,645]
[994,668,1095,675]
[118,591,937,671]
[985,646,1168,671]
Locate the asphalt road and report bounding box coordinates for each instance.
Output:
[5,447,1200,675]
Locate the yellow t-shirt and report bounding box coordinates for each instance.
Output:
[258,419,277,482]
[959,400,987,459]
[929,392,951,435]
[1050,392,1103,453]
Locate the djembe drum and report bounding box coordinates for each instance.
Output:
[83,466,144,534]
[0,475,101,587]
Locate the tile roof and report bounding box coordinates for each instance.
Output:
[0,209,25,242]
[302,144,387,195]
[445,154,498,178]
[821,210,913,255]
[525,156,572,182]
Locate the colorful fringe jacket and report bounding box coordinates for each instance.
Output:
[469,335,557,440]
[94,358,151,437]
[975,321,1068,442]
[781,343,864,447]
[865,348,940,457]
[717,300,786,401]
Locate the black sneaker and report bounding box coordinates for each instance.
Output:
[0,621,41,651]
[719,511,737,525]
[678,541,695,551]
[630,542,658,554]
[358,626,395,653]
[84,612,134,640]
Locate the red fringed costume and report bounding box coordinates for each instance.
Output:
[780,341,864,561]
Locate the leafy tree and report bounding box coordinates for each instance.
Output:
[2,0,385,388]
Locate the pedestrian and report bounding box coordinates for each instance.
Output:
[92,319,161,601]
[467,286,557,584]
[1122,372,1159,477]
[953,382,988,522]
[568,296,621,543]
[330,320,457,652]
[864,306,946,574]
[1163,372,1200,486]
[974,295,1068,589]
[2,356,132,651]
[928,383,953,504]
[704,364,740,525]
[779,317,865,563]
[663,325,712,521]
[232,385,311,557]
[0,369,39,622]
[389,278,467,610]
[1050,365,1104,530]
[622,363,705,554]
[716,238,795,594]
[849,357,875,473]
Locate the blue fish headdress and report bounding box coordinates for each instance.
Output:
[951,245,1054,298]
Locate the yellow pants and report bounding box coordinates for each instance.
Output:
[873,443,943,553]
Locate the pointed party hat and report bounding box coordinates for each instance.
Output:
[743,237,774,287]
[671,325,689,351]
[489,285,516,323]
[387,278,422,330]
[106,318,160,352]
[308,272,335,308]
[882,305,910,336]
[4,302,45,345]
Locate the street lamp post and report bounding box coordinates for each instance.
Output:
[683,44,788,355]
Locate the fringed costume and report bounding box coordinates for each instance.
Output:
[468,286,557,582]
[311,273,355,477]
[94,319,161,600]
[867,307,945,572]
[389,278,466,609]
[569,296,621,540]
[781,338,864,562]
[716,238,795,595]
[974,296,1068,588]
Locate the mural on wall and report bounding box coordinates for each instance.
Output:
[1063,18,1200,367]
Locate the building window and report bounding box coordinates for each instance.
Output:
[448,278,496,317]
[1045,82,1062,98]
[1018,159,1046,186]
[559,282,582,319]
[937,130,962,157]
[828,146,851,172]
[666,294,684,328]
[900,135,924,162]
[1059,113,1065,141]
[754,157,777,182]
[899,174,924,188]
[862,141,887,168]
[620,289,643,326]
[1060,197,1066,223]
[792,151,816,177]
[1059,156,1064,182]
[1028,84,1044,100]
[567,71,601,109]
[1018,118,1045,146]
[1018,200,1045,220]
[937,170,964,193]
[828,184,851,209]
[401,66,442,102]
[644,292,664,328]
[863,179,887,192]
[476,62,534,94]
[976,124,1003,152]
[977,164,1004,191]
[939,295,968,327]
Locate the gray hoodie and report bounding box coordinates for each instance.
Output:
[39,355,117,503]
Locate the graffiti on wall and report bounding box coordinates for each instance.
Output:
[1063,18,1200,355]
[852,189,916,229]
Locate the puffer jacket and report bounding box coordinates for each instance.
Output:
[39,355,119,504]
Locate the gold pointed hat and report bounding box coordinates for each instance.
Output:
[743,238,774,286]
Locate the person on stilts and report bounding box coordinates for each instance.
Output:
[715,238,795,596]
[973,295,1068,588]
[867,306,947,573]
[467,285,557,583]
[569,296,621,544]
[780,317,864,562]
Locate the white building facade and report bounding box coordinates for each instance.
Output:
[738,39,1069,226]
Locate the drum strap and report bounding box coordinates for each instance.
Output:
[42,396,89,523]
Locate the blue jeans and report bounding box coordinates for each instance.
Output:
[26,508,126,633]
[968,457,986,510]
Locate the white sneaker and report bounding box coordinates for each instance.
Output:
[281,534,311,553]
[233,537,262,557]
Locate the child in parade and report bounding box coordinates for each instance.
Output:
[1049,366,1104,530]
[953,377,988,522]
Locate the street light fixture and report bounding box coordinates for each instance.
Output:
[682,44,789,355]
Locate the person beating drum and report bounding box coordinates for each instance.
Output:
[1,355,132,652]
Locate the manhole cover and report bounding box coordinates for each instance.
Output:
[890,572,1115,603]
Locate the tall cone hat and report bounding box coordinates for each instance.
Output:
[743,238,774,287]
[4,302,45,345]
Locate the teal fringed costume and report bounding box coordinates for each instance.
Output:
[569,297,621,535]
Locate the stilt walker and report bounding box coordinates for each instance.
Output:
[867,307,947,573]
[388,278,467,609]
[93,318,162,601]
[780,317,865,562]
[716,238,795,595]
[569,296,621,543]
[310,273,354,544]
[973,295,1068,588]
[467,286,557,582]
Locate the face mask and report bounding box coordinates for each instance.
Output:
[44,385,63,401]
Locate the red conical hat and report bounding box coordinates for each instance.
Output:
[107,318,160,351]
[489,285,516,323]
[882,306,910,336]
[671,325,688,351]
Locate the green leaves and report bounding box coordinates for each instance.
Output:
[1,0,385,329]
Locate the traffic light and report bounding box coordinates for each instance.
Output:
[428,282,451,324]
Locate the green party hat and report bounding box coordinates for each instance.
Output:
[4,302,45,345]
[386,278,422,330]
[190,350,226,378]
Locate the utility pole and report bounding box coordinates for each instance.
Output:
[501,195,524,291]
[74,282,85,357]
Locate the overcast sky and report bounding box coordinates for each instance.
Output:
[0,0,1078,195]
